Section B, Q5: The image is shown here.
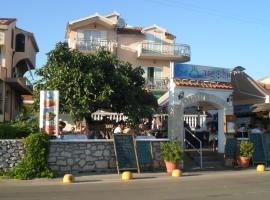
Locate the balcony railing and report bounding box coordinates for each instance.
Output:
[138,42,190,61]
[75,39,117,53]
[145,78,169,91]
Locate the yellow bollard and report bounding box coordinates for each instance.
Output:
[172,169,182,177]
[257,164,265,172]
[63,174,75,183]
[122,171,133,180]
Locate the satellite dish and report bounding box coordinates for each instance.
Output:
[117,17,126,28]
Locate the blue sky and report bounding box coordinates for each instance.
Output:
[2,0,270,81]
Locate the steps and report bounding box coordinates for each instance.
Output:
[184,148,225,171]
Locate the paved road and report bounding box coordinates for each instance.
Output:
[1,170,270,200]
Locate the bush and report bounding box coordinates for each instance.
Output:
[160,140,183,162]
[0,123,17,139]
[4,133,54,179]
[239,140,254,158]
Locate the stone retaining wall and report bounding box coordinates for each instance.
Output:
[0,139,166,174]
[0,140,25,171]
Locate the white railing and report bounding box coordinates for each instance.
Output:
[140,42,190,57]
[75,39,117,53]
[183,114,207,130]
[145,78,169,91]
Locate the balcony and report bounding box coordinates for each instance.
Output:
[6,77,33,95]
[145,77,169,91]
[138,42,190,62]
[75,39,117,54]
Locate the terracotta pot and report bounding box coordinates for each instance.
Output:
[238,156,250,168]
[165,161,178,173]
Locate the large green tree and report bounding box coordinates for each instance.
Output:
[35,42,157,124]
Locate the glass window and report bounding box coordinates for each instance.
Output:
[77,30,107,41]
[15,33,25,52]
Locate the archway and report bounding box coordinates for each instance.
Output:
[168,92,233,153]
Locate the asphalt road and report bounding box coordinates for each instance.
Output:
[1,170,270,200]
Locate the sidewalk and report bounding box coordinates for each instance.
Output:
[1,168,268,187]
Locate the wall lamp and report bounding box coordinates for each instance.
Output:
[178,91,185,100]
[227,94,233,102]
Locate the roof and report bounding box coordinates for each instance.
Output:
[0,18,16,25]
[258,82,270,90]
[174,79,233,89]
[117,27,143,35]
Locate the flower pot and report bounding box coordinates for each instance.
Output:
[238,156,250,168]
[165,161,178,173]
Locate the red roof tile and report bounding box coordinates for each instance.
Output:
[258,82,270,90]
[0,18,16,25]
[174,79,233,89]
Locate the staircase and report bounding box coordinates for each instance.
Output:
[184,148,225,171]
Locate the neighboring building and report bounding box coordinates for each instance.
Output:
[65,12,190,98]
[258,75,270,90]
[0,18,38,122]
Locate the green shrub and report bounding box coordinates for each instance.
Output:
[239,140,254,158]
[160,140,183,162]
[4,133,54,179]
[0,123,17,139]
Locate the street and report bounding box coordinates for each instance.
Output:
[1,170,270,200]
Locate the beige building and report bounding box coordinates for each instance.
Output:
[0,18,38,122]
[65,12,190,97]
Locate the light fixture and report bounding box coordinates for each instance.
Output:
[178,91,184,100]
[227,94,233,102]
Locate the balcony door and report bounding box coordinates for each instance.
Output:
[145,32,163,53]
[142,67,163,89]
[77,30,107,50]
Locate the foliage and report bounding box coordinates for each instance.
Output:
[0,123,17,139]
[0,105,39,139]
[239,140,254,158]
[4,133,54,179]
[160,140,183,162]
[34,42,158,125]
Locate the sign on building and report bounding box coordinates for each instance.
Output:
[174,64,231,82]
[39,90,59,136]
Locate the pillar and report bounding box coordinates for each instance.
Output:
[218,109,225,153]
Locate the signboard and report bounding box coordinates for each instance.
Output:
[224,138,238,159]
[136,141,153,165]
[113,134,140,174]
[263,134,270,162]
[173,64,231,82]
[39,90,59,136]
[249,134,266,164]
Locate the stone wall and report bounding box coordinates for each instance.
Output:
[0,140,25,171]
[0,139,167,174]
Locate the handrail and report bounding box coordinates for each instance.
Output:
[184,128,202,168]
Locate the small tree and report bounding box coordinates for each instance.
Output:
[34,42,157,125]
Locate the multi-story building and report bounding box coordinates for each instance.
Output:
[0,18,38,122]
[65,12,190,98]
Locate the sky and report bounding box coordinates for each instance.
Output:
[2,0,270,81]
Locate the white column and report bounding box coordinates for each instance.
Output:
[218,109,225,153]
[168,104,184,144]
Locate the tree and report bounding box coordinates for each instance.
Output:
[34,42,158,125]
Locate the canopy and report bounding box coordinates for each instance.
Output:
[251,103,270,112]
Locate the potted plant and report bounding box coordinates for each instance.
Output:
[160,140,183,173]
[238,140,254,168]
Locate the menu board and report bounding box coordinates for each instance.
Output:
[249,134,266,164]
[263,134,270,162]
[224,138,238,159]
[113,134,140,174]
[136,141,153,165]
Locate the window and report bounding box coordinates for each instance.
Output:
[77,30,107,41]
[11,29,14,49]
[15,34,25,52]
